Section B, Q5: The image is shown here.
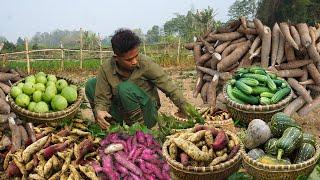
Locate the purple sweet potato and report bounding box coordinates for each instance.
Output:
[145,161,163,179]
[76,139,94,164]
[6,162,22,177]
[43,142,69,159]
[136,131,145,144]
[180,153,189,166]
[102,155,120,180]
[114,153,142,176]
[135,159,153,175]
[212,131,229,151]
[227,144,240,160]
[114,162,129,176]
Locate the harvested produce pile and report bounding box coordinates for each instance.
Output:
[95,131,170,180]
[2,118,100,179]
[226,67,291,105]
[166,125,240,167]
[10,71,78,112]
[0,67,25,118]
[241,113,317,165]
[200,108,231,123]
[186,17,320,116]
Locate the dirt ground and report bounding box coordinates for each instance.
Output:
[61,68,320,141]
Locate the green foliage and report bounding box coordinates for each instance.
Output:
[228,172,253,180]
[228,0,258,20]
[146,25,161,43]
[256,0,320,26]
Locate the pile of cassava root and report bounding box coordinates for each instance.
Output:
[186,17,320,117]
[0,67,26,118]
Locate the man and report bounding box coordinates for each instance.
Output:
[85,28,188,129]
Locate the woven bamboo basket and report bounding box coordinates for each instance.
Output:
[242,143,320,180]
[172,108,236,133]
[8,75,84,123]
[222,84,293,124]
[162,130,243,180]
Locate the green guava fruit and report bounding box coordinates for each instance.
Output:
[25,75,36,84]
[22,82,35,95]
[36,75,47,84]
[56,79,68,92]
[47,75,57,82]
[28,102,37,112]
[33,90,42,103]
[34,83,46,92]
[10,86,22,99]
[61,86,78,103]
[51,95,68,111]
[34,101,49,113]
[15,93,30,108]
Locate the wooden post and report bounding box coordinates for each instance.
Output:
[176,36,181,65]
[2,54,6,67]
[25,38,30,74]
[60,43,64,70]
[80,28,83,69]
[99,33,103,65]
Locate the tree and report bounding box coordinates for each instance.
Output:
[16,37,25,51]
[146,25,161,43]
[228,0,258,20]
[256,0,320,26]
[0,36,7,43]
[2,41,16,53]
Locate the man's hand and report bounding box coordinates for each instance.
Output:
[96,110,112,129]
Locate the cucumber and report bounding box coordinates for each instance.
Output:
[270,87,291,104]
[266,75,277,92]
[276,127,302,160]
[238,68,249,74]
[226,84,244,104]
[294,143,315,164]
[252,86,271,95]
[229,79,236,85]
[235,81,253,95]
[243,73,268,82]
[260,97,271,105]
[268,73,277,79]
[273,79,283,87]
[239,78,259,87]
[260,92,275,98]
[232,87,259,105]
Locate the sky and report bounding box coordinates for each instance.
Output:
[0,0,235,42]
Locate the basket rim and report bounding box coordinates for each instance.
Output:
[222,82,293,112]
[242,143,320,171]
[8,74,84,118]
[162,129,244,173]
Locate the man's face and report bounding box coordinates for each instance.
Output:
[115,47,139,71]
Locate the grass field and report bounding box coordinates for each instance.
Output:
[5,54,195,73]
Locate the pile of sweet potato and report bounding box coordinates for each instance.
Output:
[187,17,320,117]
[166,125,240,167]
[2,119,100,180]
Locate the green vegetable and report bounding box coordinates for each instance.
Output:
[252,86,271,95]
[264,138,278,156]
[260,97,271,105]
[239,78,259,87]
[266,75,277,92]
[276,127,302,160]
[273,79,283,87]
[260,92,275,98]
[227,84,244,104]
[228,172,253,180]
[302,133,316,146]
[268,73,277,79]
[243,73,268,82]
[294,143,316,164]
[271,87,291,104]
[235,81,253,95]
[232,87,259,105]
[270,112,301,137]
[307,163,320,180]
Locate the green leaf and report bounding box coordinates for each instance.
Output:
[307,164,320,180]
[228,172,252,180]
[87,123,106,138]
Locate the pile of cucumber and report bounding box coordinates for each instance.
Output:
[227,67,291,105]
[246,113,316,165]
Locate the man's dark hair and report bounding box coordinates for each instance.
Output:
[111,28,141,55]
